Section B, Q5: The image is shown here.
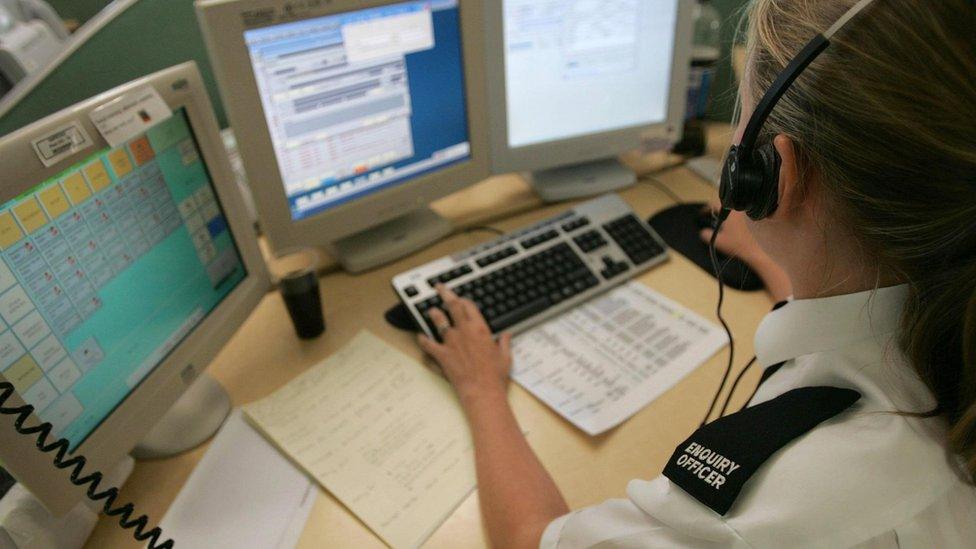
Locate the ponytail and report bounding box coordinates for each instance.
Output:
[947,280,976,476]
[904,266,976,481]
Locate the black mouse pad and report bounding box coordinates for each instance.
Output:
[386,302,421,332]
[649,203,765,292]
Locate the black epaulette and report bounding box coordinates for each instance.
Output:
[663,387,861,515]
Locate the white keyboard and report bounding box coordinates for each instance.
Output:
[392,194,670,340]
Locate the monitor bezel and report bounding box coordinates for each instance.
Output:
[483,0,694,174]
[196,0,491,255]
[0,62,270,516]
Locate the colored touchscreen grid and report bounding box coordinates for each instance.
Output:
[0,137,195,433]
[0,138,182,338]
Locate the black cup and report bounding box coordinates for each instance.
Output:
[279,268,325,339]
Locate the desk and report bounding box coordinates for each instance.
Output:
[87,126,775,548]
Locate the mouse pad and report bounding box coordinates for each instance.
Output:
[648,203,765,292]
[386,302,421,332]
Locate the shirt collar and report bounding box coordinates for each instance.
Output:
[754,284,909,367]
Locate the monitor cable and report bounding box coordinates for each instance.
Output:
[640,176,687,206]
[0,381,174,549]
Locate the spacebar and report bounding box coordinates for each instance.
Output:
[489,297,552,333]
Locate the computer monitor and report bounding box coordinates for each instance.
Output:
[0,62,269,516]
[196,0,490,273]
[484,0,693,202]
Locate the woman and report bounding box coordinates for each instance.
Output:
[418,0,976,546]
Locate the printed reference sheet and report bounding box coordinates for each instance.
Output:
[512,282,727,435]
[245,331,476,549]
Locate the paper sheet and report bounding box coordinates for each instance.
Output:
[244,331,476,549]
[512,282,728,436]
[159,409,315,549]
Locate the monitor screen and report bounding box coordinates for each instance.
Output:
[503,0,679,148]
[0,110,247,447]
[243,0,471,222]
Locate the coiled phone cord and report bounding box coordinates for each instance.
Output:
[0,381,174,549]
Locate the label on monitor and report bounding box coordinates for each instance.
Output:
[89,86,172,148]
[31,122,94,168]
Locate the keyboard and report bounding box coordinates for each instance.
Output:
[392,194,669,340]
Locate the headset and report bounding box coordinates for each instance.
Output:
[702,0,878,425]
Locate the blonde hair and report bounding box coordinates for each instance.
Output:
[744,0,976,478]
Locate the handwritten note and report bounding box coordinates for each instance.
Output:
[512,282,727,436]
[244,331,476,549]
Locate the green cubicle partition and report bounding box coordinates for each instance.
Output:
[708,0,749,122]
[48,0,111,27]
[0,0,226,138]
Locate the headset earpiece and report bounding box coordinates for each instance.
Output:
[718,141,781,221]
[749,142,782,220]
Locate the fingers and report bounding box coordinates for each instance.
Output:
[437,284,468,323]
[699,228,715,244]
[461,299,489,331]
[428,307,452,338]
[417,333,448,362]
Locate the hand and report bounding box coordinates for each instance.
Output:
[698,201,764,263]
[700,202,794,301]
[418,285,513,404]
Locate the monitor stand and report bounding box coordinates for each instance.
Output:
[329,207,451,273]
[132,375,231,460]
[527,158,636,203]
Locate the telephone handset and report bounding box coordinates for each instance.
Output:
[0,381,173,549]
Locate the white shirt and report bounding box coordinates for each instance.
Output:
[541,285,976,548]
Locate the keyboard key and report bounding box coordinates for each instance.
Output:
[489,296,551,332]
[427,263,474,288]
[574,230,609,253]
[520,229,559,250]
[600,260,631,281]
[476,246,517,268]
[603,215,664,265]
[562,217,591,232]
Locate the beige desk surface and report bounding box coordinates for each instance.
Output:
[88,125,775,548]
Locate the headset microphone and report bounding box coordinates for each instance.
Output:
[702,0,877,425]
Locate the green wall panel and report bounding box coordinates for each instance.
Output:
[707,0,749,122]
[0,0,225,137]
[48,0,111,25]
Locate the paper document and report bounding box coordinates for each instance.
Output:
[245,331,476,549]
[512,282,727,436]
[159,409,315,549]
